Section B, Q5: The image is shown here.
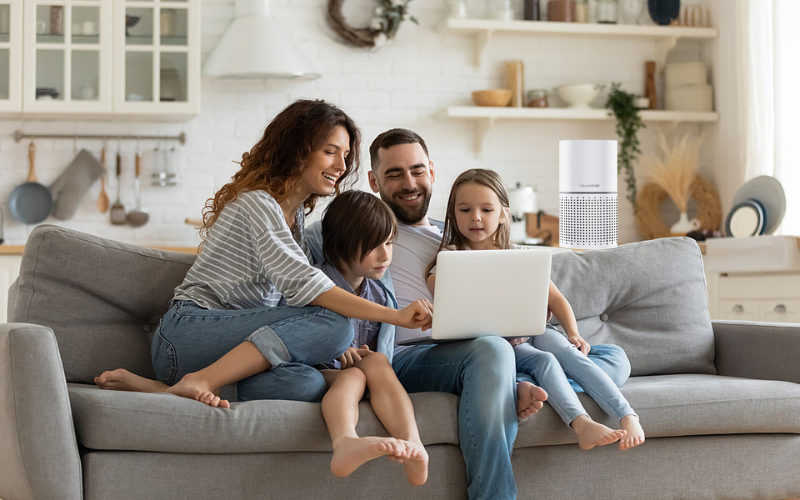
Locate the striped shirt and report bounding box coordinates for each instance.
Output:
[173,190,334,310]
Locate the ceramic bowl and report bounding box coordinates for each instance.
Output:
[471,89,513,107]
[556,83,602,109]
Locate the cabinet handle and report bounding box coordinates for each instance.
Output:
[774,304,787,313]
[732,304,744,313]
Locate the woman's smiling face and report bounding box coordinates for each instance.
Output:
[299,125,351,198]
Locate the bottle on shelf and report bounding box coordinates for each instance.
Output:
[524,0,540,20]
[597,0,618,23]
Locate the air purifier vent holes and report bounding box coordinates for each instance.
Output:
[559,194,617,246]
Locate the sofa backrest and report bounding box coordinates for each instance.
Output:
[551,237,714,376]
[9,225,196,384]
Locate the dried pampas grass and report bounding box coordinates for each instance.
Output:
[640,130,704,213]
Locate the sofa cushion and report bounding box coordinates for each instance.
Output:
[70,375,800,454]
[551,237,714,376]
[10,226,196,384]
[516,374,800,448]
[68,385,459,453]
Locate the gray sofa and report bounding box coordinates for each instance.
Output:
[1,225,799,500]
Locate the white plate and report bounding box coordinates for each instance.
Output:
[731,176,786,234]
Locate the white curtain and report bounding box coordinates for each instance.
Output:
[741,0,799,235]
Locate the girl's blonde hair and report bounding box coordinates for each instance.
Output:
[425,168,511,277]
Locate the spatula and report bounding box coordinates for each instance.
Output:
[97,146,110,214]
[110,149,126,225]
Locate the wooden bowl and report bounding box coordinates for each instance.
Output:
[472,89,512,107]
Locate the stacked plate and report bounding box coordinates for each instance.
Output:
[725,176,786,237]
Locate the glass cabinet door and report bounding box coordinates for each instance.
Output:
[22,0,112,113]
[0,0,22,113]
[115,0,199,117]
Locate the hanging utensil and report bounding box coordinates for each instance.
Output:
[109,145,127,225]
[8,142,54,225]
[97,145,110,213]
[127,146,149,227]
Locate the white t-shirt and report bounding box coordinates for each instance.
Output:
[390,222,443,347]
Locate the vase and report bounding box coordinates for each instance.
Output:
[619,0,643,24]
[671,212,700,235]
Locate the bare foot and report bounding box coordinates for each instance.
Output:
[572,416,626,450]
[330,436,408,477]
[619,415,645,450]
[165,372,230,409]
[517,381,548,419]
[401,440,429,486]
[94,369,170,393]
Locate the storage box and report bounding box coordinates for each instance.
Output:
[665,84,713,112]
[665,62,707,87]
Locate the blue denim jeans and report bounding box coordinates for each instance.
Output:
[151,300,353,402]
[515,326,635,426]
[393,337,518,500]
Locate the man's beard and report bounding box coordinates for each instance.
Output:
[380,190,432,225]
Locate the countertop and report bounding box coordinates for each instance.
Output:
[0,245,198,255]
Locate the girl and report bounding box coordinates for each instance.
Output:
[424,168,645,451]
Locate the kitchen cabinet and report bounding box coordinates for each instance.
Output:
[0,0,22,113]
[6,0,199,120]
[708,272,800,324]
[0,254,22,323]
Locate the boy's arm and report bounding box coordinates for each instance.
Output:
[426,273,436,295]
[547,281,590,354]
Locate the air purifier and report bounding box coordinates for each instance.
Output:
[559,140,618,249]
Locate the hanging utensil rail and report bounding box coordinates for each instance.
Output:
[13,130,186,145]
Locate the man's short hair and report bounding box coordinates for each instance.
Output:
[369,128,429,172]
[322,191,398,273]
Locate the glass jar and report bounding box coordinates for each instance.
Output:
[597,0,618,23]
[527,89,549,107]
[488,0,513,20]
[524,0,540,20]
[448,0,468,18]
[575,0,590,22]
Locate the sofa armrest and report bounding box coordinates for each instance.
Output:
[713,320,800,384]
[0,323,82,500]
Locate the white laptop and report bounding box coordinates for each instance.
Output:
[397,248,552,346]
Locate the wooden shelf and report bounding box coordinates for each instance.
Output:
[445,106,719,156]
[445,18,718,68]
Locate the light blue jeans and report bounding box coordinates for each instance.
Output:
[515,326,635,427]
[393,337,519,500]
[151,300,353,402]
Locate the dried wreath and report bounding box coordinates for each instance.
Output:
[326,0,418,49]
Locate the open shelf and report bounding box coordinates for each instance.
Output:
[444,106,719,156]
[445,18,718,68]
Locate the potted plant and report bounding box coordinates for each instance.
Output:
[605,83,645,211]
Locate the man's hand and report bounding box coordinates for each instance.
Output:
[337,345,373,369]
[395,299,433,331]
[568,334,590,355]
[506,337,530,347]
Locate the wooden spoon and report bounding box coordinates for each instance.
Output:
[97,147,110,213]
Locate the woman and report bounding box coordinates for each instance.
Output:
[100,100,432,407]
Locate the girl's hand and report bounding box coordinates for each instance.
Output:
[396,300,434,331]
[338,346,371,369]
[568,334,590,355]
[506,337,530,347]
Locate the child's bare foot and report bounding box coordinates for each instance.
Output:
[94,369,169,393]
[619,415,645,450]
[330,436,408,477]
[401,440,429,486]
[517,381,548,419]
[166,372,230,409]
[572,416,626,450]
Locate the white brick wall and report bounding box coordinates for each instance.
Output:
[0,0,718,247]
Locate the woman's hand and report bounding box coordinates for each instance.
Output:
[338,345,373,369]
[506,337,530,347]
[568,334,590,355]
[395,299,434,331]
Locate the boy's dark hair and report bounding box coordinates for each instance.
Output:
[369,128,429,171]
[322,191,398,273]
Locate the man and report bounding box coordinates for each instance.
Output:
[367,128,631,500]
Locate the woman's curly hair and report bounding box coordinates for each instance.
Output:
[200,100,361,242]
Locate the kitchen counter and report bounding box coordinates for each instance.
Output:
[0,245,198,255]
